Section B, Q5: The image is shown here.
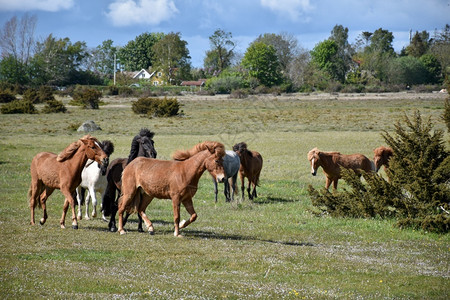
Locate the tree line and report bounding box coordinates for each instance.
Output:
[0,15,449,93]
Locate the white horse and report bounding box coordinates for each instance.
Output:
[213,150,241,202]
[76,140,114,220]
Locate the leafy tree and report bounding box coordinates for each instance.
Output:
[406,31,429,57]
[0,55,28,85]
[31,34,88,86]
[310,39,341,81]
[118,32,164,71]
[419,54,442,84]
[152,32,191,85]
[241,41,282,87]
[429,24,450,79]
[204,29,235,73]
[254,32,299,73]
[329,25,354,82]
[88,39,117,76]
[388,56,427,85]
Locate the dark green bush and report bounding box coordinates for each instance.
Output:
[309,111,449,233]
[70,88,102,109]
[0,90,16,103]
[118,86,134,96]
[38,86,55,101]
[107,86,119,96]
[42,99,67,113]
[23,89,40,103]
[1,99,36,114]
[132,97,180,117]
[444,98,450,132]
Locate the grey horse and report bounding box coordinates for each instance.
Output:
[213,150,241,202]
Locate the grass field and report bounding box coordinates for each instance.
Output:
[0,91,449,299]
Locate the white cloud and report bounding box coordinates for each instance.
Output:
[106,0,178,27]
[0,0,74,12]
[260,0,313,21]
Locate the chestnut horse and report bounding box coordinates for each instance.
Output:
[233,142,263,201]
[117,141,226,237]
[102,129,157,232]
[307,147,375,191]
[29,135,109,229]
[373,146,393,172]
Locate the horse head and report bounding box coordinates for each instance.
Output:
[137,135,157,158]
[373,146,393,172]
[205,142,226,183]
[232,142,248,157]
[99,140,114,175]
[81,135,109,175]
[307,148,321,176]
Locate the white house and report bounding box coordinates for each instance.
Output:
[132,69,154,80]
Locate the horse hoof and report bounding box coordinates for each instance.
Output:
[110,227,117,232]
[138,228,144,233]
[77,216,82,221]
[60,225,66,229]
[149,231,154,235]
[39,219,45,225]
[72,225,78,230]
[119,230,126,235]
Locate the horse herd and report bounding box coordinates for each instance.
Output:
[28,129,392,237]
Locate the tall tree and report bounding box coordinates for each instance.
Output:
[310,39,340,81]
[406,31,429,58]
[329,25,354,82]
[118,32,163,71]
[0,14,37,65]
[88,39,118,76]
[254,32,299,73]
[241,41,282,87]
[204,29,235,73]
[152,32,191,84]
[429,24,450,79]
[31,34,88,85]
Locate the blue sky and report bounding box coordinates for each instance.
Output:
[0,0,448,67]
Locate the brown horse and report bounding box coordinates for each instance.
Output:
[117,141,225,237]
[232,142,263,201]
[308,147,375,191]
[102,129,157,232]
[373,146,393,172]
[29,135,109,229]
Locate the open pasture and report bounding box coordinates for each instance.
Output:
[0,92,448,299]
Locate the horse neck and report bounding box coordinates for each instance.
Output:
[239,151,252,171]
[318,152,336,172]
[179,150,209,185]
[70,145,91,176]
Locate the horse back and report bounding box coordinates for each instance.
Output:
[339,153,373,173]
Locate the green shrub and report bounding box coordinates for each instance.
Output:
[118,86,134,96]
[42,99,67,113]
[444,98,450,132]
[23,89,40,103]
[106,86,119,96]
[132,97,180,117]
[0,90,16,103]
[70,88,102,109]
[1,99,36,114]
[229,89,249,99]
[38,86,55,102]
[309,111,449,233]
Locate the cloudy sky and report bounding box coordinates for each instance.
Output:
[0,0,448,67]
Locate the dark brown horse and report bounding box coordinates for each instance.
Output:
[102,129,157,232]
[232,142,263,201]
[373,146,394,172]
[117,141,225,237]
[308,147,375,191]
[29,135,109,229]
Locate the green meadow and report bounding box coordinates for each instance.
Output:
[0,92,448,299]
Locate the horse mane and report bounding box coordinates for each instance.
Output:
[308,148,342,161]
[374,146,393,157]
[139,128,155,139]
[57,135,98,162]
[172,141,225,161]
[100,140,115,156]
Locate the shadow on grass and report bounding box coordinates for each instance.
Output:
[184,229,315,247]
[254,196,297,204]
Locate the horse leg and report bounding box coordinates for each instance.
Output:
[29,179,44,225]
[231,174,237,202]
[333,179,338,192]
[247,178,252,200]
[60,189,78,229]
[88,186,97,219]
[325,177,332,190]
[39,187,53,225]
[179,198,197,231]
[213,177,218,203]
[240,174,245,200]
[172,196,182,237]
[117,190,137,235]
[251,181,257,199]
[75,186,83,220]
[108,201,118,232]
[138,194,154,235]
[224,177,230,202]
